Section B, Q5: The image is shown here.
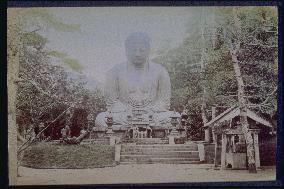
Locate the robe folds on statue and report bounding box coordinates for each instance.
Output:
[95,61,178,129]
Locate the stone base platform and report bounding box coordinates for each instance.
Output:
[92,126,186,140]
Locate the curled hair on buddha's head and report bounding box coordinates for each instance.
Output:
[125,32,151,50]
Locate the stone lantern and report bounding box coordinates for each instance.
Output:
[87,113,94,139]
[170,110,180,136]
[105,111,114,136]
[181,110,188,127]
[181,109,189,140]
[105,111,116,145]
[168,110,180,144]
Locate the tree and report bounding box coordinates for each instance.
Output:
[8,8,107,178]
[213,7,278,173]
[153,7,231,141]
[153,7,278,172]
[7,8,22,184]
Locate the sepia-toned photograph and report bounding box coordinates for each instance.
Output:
[7,5,278,185]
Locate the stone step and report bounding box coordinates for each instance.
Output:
[122,138,169,142]
[93,141,110,145]
[122,144,197,147]
[120,153,199,159]
[120,157,200,164]
[120,151,199,157]
[119,143,200,164]
[136,138,167,140]
[136,142,169,145]
[120,161,201,164]
[121,148,198,153]
[136,139,169,145]
[121,145,198,151]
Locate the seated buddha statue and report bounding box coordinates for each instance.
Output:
[95,32,180,129]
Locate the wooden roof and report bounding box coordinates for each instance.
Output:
[204,106,273,128]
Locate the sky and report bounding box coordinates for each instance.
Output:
[41,7,197,84]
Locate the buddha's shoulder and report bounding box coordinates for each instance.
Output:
[107,63,127,74]
[149,62,168,73]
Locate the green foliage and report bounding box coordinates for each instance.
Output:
[63,58,84,72]
[47,50,67,59]
[21,143,115,168]
[47,50,84,72]
[154,7,278,139]
[22,32,48,50]
[15,8,105,139]
[22,8,81,32]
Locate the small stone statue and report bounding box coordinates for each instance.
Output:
[61,126,88,145]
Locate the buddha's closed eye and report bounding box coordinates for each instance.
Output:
[129,90,136,94]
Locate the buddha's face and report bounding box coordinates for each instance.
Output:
[126,41,150,67]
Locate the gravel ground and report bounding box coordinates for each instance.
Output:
[17,164,276,185]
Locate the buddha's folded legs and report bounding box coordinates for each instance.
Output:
[95,111,180,128]
[95,111,129,128]
[152,111,179,126]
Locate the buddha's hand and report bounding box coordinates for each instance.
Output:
[148,106,167,114]
[147,108,156,116]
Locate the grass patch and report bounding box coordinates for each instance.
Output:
[21,143,116,169]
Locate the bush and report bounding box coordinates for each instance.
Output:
[21,142,115,169]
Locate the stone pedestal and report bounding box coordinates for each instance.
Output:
[153,129,167,138]
[170,128,179,136]
[93,125,179,142]
[115,144,121,163]
[106,129,115,136]
[197,142,205,162]
[168,136,175,145]
[108,136,116,146]
[168,127,180,144]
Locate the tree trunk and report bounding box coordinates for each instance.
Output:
[7,9,22,184]
[200,7,210,142]
[230,7,257,173]
[202,88,210,142]
[231,52,257,173]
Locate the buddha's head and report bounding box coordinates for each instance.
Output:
[125,32,151,67]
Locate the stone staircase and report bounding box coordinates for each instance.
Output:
[136,138,169,145]
[120,143,200,164]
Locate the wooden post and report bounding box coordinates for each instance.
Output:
[212,107,216,119]
[252,131,261,169]
[221,133,227,169]
[213,130,218,168]
[211,107,217,143]
[212,130,216,143]
[205,128,210,142]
